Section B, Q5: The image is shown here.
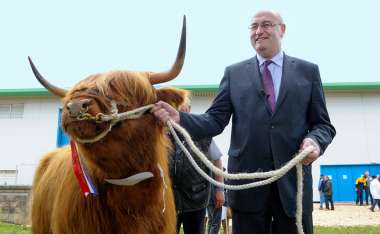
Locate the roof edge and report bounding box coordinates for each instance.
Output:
[1,82,380,97]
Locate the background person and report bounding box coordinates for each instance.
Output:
[206,167,226,234]
[364,171,373,206]
[169,102,224,234]
[370,175,380,212]
[318,174,325,210]
[153,10,335,234]
[323,176,334,210]
[355,175,366,205]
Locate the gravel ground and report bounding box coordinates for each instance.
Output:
[313,203,380,226]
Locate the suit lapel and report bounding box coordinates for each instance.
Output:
[245,56,262,94]
[274,54,295,114]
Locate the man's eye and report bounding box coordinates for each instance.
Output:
[263,23,272,28]
[250,24,258,29]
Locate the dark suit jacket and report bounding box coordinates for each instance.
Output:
[179,54,336,217]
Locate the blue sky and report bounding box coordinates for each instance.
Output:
[1,0,379,89]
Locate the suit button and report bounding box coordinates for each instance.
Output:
[271,125,275,129]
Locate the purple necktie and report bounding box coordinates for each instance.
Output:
[262,60,276,112]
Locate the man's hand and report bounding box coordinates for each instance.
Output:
[151,101,180,124]
[214,190,225,208]
[299,137,320,165]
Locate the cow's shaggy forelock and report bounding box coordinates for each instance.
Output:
[65,71,156,111]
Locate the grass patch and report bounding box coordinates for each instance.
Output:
[0,223,30,234]
[315,225,380,234]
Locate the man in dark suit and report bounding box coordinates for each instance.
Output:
[152,10,335,234]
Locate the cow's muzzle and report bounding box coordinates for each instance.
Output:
[67,99,92,118]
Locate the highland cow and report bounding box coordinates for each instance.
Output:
[29,17,187,234]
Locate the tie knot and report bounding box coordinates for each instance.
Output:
[264,60,272,68]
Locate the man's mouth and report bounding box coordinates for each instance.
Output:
[256,37,267,42]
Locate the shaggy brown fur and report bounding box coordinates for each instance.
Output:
[31,71,189,234]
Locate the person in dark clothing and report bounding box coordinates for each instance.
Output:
[169,103,224,234]
[323,176,334,210]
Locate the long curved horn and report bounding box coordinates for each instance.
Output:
[149,15,186,84]
[28,57,67,97]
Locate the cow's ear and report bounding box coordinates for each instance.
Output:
[156,87,190,109]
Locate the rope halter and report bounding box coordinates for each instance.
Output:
[73,101,154,144]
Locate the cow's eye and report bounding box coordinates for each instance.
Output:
[87,88,100,95]
[116,103,129,111]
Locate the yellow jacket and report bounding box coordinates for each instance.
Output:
[355,177,367,189]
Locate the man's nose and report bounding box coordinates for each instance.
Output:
[255,25,265,34]
[67,99,92,117]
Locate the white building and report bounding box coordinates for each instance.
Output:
[1,82,380,202]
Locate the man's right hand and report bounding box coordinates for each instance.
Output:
[151,101,180,124]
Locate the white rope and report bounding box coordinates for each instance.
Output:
[167,120,313,181]
[76,124,114,144]
[296,163,304,234]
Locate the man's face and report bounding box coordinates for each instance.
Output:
[250,11,285,59]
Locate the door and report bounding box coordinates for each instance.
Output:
[335,166,355,202]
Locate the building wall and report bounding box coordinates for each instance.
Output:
[314,92,380,201]
[1,91,380,201]
[0,96,61,185]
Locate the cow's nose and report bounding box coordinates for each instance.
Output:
[67,99,92,117]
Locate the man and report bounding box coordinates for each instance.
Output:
[318,175,325,210]
[355,175,366,205]
[170,103,224,234]
[323,176,334,210]
[152,10,335,234]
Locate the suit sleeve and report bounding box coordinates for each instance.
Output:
[179,67,233,140]
[305,65,336,155]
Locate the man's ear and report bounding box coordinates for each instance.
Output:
[156,87,191,109]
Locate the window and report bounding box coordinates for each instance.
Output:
[0,103,24,119]
[0,170,17,185]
